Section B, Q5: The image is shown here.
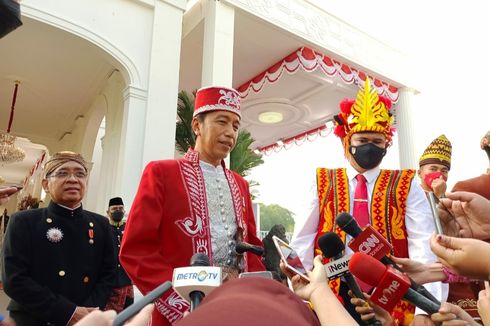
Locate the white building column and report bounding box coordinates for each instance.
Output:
[142,0,187,164]
[201,0,235,87]
[395,87,418,169]
[114,0,186,208]
[117,86,148,208]
[201,0,235,166]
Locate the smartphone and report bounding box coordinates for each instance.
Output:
[112,281,172,326]
[272,235,310,282]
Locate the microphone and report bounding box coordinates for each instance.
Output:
[349,252,440,314]
[335,213,440,305]
[426,192,443,234]
[235,241,264,257]
[172,253,222,311]
[318,232,351,281]
[318,232,382,326]
[336,212,393,260]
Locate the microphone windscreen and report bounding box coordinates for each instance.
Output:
[190,253,210,267]
[235,242,249,254]
[348,252,386,286]
[317,232,344,259]
[335,212,362,237]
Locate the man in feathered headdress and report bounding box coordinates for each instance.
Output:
[291,79,446,325]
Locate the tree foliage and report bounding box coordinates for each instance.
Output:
[175,90,196,154]
[259,203,295,233]
[175,90,264,178]
[230,130,264,177]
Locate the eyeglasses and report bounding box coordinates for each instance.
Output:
[48,171,88,179]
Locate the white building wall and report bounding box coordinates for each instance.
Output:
[225,0,416,88]
[20,0,187,209]
[16,0,416,210]
[21,0,153,88]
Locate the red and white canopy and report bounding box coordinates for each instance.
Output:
[237,47,399,153]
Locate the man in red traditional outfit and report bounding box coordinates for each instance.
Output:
[291,80,447,325]
[120,86,265,325]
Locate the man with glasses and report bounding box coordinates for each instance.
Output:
[1,151,116,326]
[104,197,133,313]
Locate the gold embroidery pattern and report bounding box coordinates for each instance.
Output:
[334,168,350,215]
[454,299,478,309]
[316,168,349,296]
[316,168,332,235]
[392,170,414,240]
[370,169,415,325]
[372,170,391,239]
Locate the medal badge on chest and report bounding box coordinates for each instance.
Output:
[46,227,63,243]
[88,222,95,244]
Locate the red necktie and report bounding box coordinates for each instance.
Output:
[353,174,369,228]
[353,174,372,293]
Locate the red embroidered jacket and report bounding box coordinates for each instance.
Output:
[120,149,264,326]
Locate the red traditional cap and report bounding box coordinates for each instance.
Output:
[193,86,241,118]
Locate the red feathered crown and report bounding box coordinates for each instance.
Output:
[333,79,395,148]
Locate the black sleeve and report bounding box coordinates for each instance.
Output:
[1,213,76,325]
[82,217,116,308]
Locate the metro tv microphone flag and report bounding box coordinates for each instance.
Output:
[172,253,222,311]
[349,252,440,314]
[335,212,440,305]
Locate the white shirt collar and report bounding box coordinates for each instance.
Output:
[57,203,82,210]
[346,164,381,184]
[199,160,225,175]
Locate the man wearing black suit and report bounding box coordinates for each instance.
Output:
[1,151,116,326]
[104,197,134,312]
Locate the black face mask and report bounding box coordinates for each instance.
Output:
[111,210,124,222]
[0,0,23,39]
[350,143,387,170]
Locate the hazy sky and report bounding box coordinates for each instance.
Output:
[249,1,489,225]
